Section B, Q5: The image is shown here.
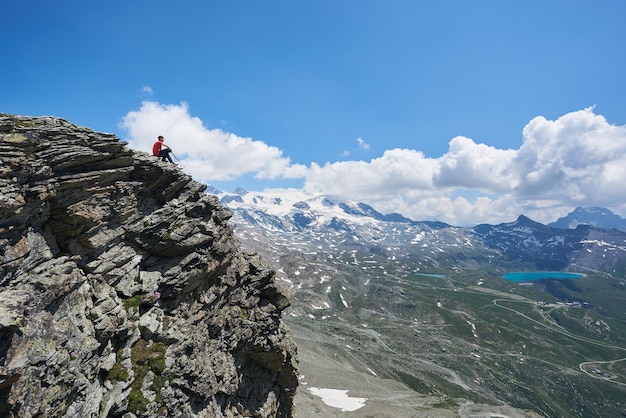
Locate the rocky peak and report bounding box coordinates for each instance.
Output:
[0,115,298,417]
[549,206,626,231]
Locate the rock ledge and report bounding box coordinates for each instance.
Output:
[0,115,298,417]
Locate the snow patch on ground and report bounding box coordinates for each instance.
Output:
[466,320,479,338]
[311,301,331,310]
[307,387,367,412]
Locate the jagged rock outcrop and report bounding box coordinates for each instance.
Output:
[0,115,298,417]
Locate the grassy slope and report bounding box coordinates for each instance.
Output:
[284,248,626,418]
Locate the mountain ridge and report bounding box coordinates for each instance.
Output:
[218,187,626,232]
[218,188,626,273]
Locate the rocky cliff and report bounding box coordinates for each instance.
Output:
[0,115,298,417]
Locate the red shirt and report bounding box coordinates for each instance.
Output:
[153,141,162,156]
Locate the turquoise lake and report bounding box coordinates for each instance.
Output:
[504,271,585,282]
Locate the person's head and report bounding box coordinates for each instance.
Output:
[158,135,164,142]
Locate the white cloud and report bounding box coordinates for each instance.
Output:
[434,136,517,193]
[120,102,626,225]
[512,108,626,208]
[342,137,369,157]
[304,148,437,198]
[302,108,626,224]
[140,86,153,95]
[120,101,307,182]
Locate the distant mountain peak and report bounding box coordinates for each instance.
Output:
[549,207,626,231]
[515,214,535,224]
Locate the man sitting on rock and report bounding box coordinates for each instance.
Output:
[152,135,173,163]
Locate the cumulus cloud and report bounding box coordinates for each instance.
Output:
[512,108,626,207]
[304,148,437,198]
[121,101,307,182]
[120,102,626,225]
[434,136,517,193]
[302,107,626,224]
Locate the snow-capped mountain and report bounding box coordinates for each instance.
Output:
[217,188,626,273]
[219,187,440,231]
[217,188,486,271]
[548,206,626,231]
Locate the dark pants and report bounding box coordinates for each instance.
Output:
[158,149,173,163]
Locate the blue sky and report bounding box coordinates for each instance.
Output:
[3,1,626,225]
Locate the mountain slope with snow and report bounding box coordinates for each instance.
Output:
[219,189,626,273]
[215,188,626,418]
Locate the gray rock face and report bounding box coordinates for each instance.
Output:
[0,115,298,417]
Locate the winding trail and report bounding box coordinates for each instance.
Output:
[385,271,626,387]
[490,298,626,386]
